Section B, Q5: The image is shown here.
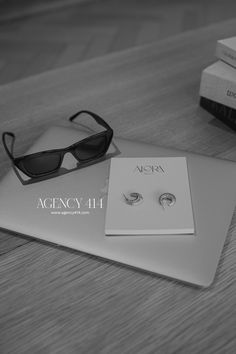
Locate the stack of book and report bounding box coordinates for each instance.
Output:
[199,36,236,131]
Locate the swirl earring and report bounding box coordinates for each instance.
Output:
[123,192,143,206]
[159,193,176,209]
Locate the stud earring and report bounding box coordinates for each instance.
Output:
[123,192,143,206]
[159,193,176,209]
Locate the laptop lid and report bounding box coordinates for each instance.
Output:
[0,125,235,287]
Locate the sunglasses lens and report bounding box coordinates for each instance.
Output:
[74,134,107,161]
[22,153,61,176]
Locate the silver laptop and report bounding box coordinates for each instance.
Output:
[0,125,235,287]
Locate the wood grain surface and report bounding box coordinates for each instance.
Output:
[0,18,236,353]
[2,0,236,86]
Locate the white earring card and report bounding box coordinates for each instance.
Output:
[105,157,195,235]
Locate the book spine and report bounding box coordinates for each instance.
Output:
[200,67,236,110]
[216,42,236,68]
[200,96,236,131]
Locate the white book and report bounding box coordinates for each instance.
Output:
[216,36,236,68]
[105,157,195,235]
[200,60,236,109]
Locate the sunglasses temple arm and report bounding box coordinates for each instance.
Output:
[2,132,15,161]
[69,110,112,132]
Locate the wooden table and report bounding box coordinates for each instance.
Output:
[0,18,236,354]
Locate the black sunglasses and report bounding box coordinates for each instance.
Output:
[2,110,113,179]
